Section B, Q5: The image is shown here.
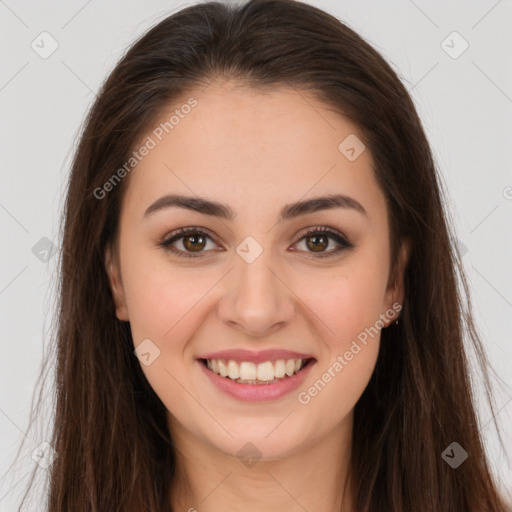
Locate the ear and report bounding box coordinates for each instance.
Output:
[104,244,129,321]
[383,237,410,326]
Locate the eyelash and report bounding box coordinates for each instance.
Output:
[157,226,355,259]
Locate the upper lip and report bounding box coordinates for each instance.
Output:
[196,349,315,364]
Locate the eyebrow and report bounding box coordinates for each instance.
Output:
[143,193,368,221]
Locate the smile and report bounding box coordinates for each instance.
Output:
[202,357,311,384]
[197,356,316,402]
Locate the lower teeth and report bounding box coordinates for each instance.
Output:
[233,377,283,385]
[231,371,301,385]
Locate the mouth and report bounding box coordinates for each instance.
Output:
[199,357,316,385]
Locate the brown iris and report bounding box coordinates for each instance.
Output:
[183,233,207,252]
[306,234,328,252]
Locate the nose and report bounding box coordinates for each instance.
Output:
[217,250,295,338]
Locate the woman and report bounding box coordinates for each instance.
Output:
[13,0,510,510]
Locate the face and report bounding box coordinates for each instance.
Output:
[105,79,408,462]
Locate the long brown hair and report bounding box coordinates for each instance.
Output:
[9,0,509,510]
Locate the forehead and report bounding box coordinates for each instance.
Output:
[121,80,385,224]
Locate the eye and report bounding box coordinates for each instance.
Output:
[292,226,354,259]
[157,227,219,258]
[157,226,354,259]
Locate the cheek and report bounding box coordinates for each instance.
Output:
[294,272,384,423]
[120,257,209,416]
[297,255,389,349]
[121,254,208,345]
[291,254,387,408]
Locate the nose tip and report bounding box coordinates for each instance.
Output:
[218,259,295,338]
[225,317,286,338]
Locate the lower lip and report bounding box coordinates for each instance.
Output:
[197,359,316,402]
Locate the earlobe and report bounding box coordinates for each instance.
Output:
[104,244,129,321]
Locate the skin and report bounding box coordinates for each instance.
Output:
[105,79,409,512]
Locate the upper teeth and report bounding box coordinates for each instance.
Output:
[206,358,305,381]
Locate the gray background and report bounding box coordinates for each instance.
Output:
[1,0,511,509]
